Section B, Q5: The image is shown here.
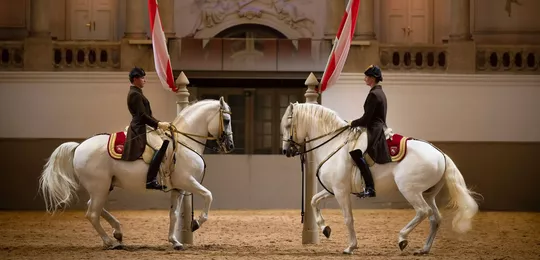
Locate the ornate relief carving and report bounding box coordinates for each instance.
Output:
[188,0,315,37]
[505,0,522,17]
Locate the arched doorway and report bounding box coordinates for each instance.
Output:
[208,24,296,71]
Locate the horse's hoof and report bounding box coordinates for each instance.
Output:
[111,243,124,250]
[398,240,408,251]
[191,220,200,232]
[113,231,123,242]
[322,226,332,238]
[173,243,185,251]
[105,242,123,250]
[414,249,429,255]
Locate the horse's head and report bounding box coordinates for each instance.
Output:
[208,96,234,153]
[280,102,306,157]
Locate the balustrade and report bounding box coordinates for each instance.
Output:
[52,41,121,70]
[2,38,540,75]
[379,44,448,71]
[0,41,24,70]
[476,45,540,73]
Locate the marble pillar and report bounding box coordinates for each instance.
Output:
[159,0,175,38]
[355,0,376,40]
[449,0,472,41]
[29,0,50,38]
[125,0,147,39]
[324,0,346,39]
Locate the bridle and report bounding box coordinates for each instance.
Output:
[283,104,349,156]
[170,106,233,154]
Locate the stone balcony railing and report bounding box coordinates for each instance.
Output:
[53,41,121,70]
[0,41,24,70]
[379,44,448,71]
[476,45,540,73]
[1,38,540,74]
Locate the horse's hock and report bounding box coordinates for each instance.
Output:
[0,209,538,259]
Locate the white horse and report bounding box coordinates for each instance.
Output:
[280,102,480,255]
[39,98,234,250]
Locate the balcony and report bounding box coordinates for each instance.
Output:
[170,38,332,73]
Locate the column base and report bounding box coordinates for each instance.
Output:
[23,37,53,71]
[447,40,476,74]
[344,40,380,73]
[120,39,154,71]
[123,33,147,40]
[354,32,376,41]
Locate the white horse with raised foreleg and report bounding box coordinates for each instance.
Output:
[39,98,234,250]
[280,102,480,255]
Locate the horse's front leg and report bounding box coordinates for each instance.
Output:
[168,189,184,250]
[311,189,334,238]
[334,189,358,254]
[182,176,213,232]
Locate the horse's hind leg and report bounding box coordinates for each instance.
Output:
[415,180,445,255]
[311,189,334,238]
[100,208,123,244]
[397,190,431,252]
[86,186,121,249]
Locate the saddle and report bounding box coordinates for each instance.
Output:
[107,126,176,189]
[349,127,412,167]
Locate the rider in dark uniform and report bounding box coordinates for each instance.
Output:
[121,67,171,190]
[349,65,392,198]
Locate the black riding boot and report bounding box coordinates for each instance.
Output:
[349,149,376,198]
[146,140,170,190]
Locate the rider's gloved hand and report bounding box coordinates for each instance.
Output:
[157,122,171,130]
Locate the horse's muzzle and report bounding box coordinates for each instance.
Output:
[282,145,299,158]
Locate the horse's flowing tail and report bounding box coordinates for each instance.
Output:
[442,153,480,233]
[38,142,80,214]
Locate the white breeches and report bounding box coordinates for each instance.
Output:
[351,129,368,153]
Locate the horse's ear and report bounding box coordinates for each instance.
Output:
[219,96,225,107]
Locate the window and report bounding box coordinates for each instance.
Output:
[196,87,309,154]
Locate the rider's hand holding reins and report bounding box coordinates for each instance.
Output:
[158,122,171,130]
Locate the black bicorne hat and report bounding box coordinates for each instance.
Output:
[364,64,383,82]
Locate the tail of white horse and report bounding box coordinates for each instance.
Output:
[38,142,80,214]
[443,153,480,233]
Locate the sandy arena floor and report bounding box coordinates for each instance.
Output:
[0,209,538,260]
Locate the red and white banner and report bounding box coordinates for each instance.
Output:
[148,0,177,92]
[319,0,360,93]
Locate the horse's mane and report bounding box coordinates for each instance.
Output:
[172,99,225,125]
[294,103,348,134]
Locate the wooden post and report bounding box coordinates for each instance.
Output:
[302,72,320,244]
[175,71,193,245]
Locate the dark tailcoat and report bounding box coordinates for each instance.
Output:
[121,86,160,161]
[350,85,392,164]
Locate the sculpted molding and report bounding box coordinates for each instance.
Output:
[188,0,316,38]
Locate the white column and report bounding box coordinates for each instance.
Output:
[355,0,376,40]
[175,72,193,245]
[324,0,346,39]
[29,0,51,37]
[158,0,175,38]
[302,72,320,244]
[124,0,147,39]
[449,0,472,41]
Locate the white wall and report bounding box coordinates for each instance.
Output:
[322,73,540,142]
[1,71,539,211]
[0,72,177,139]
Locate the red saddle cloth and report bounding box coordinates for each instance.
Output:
[386,134,412,162]
[107,132,126,160]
